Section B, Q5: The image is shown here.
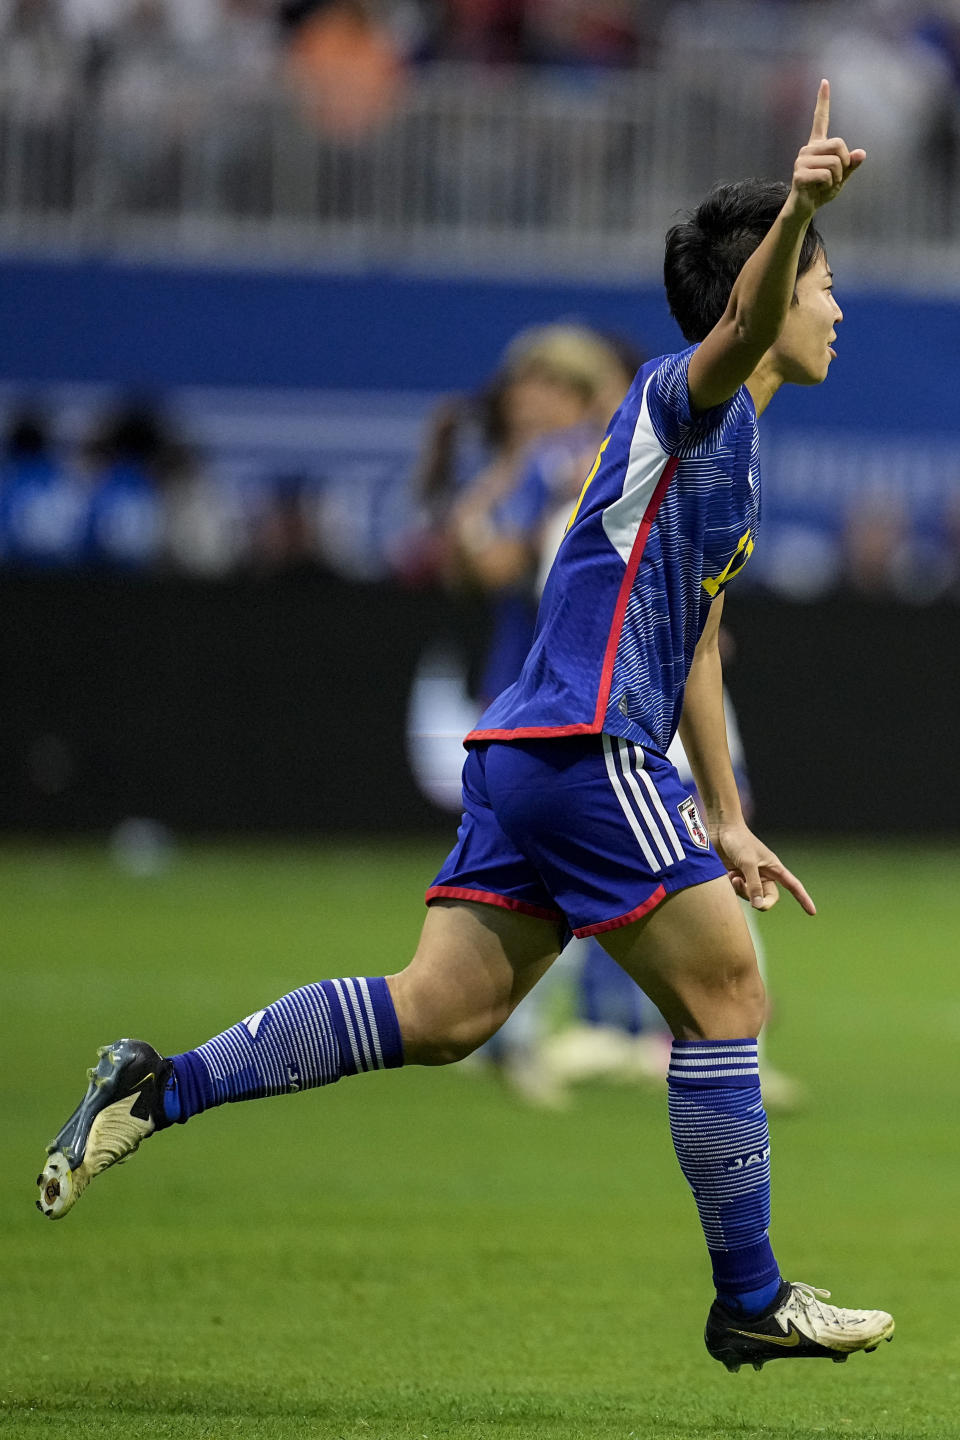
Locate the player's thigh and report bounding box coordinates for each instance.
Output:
[389,899,565,1064]
[599,875,765,1040]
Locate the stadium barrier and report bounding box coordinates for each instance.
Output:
[0,574,951,837]
[0,55,956,279]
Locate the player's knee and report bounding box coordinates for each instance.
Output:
[733,967,767,1037]
[716,958,766,1036]
[672,953,766,1039]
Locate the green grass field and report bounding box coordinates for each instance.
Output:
[2,839,958,1440]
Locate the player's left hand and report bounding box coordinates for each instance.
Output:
[713,822,816,915]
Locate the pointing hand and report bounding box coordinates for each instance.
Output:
[791,79,866,217]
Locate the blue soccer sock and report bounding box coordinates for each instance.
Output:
[667,1038,782,1317]
[163,976,403,1122]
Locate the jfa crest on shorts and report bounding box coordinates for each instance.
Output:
[677,796,710,850]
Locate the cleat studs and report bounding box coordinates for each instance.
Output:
[726,1363,741,1374]
[832,1353,848,1364]
[35,1200,42,1211]
[35,1174,43,1186]
[865,1345,877,1353]
[752,1362,764,1372]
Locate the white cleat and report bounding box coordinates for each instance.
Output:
[706,1281,895,1371]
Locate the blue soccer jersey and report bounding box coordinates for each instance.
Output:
[467,346,761,756]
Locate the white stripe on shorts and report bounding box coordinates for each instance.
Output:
[616,739,675,867]
[602,734,661,870]
[631,745,686,862]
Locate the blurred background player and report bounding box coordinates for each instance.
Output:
[403,323,632,812]
[443,325,636,706]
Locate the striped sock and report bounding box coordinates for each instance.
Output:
[166,976,403,1121]
[667,1038,781,1314]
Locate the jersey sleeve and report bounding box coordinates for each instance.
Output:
[645,346,740,456]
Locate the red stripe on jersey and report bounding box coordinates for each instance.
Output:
[591,455,679,729]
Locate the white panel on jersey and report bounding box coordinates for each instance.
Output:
[601,376,672,565]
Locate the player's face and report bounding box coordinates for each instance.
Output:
[772,252,843,386]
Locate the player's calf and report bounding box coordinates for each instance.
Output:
[36,975,404,1219]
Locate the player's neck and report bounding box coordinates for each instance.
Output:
[745,357,785,417]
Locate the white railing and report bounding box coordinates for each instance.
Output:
[0,56,957,282]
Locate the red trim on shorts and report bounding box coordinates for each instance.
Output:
[572,884,667,937]
[425,885,562,922]
[465,455,679,747]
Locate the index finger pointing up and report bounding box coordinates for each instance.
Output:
[809,77,830,142]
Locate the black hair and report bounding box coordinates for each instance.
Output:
[664,179,825,344]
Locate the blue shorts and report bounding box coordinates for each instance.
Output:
[426,735,728,937]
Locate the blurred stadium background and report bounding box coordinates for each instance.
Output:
[3,7,960,1437]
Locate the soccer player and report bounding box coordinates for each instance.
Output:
[38,81,894,1373]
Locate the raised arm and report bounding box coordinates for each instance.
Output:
[687,79,865,412]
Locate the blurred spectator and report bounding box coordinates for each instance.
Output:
[283,0,405,136]
[418,0,654,67]
[422,0,530,64]
[814,2,955,216]
[843,493,910,599]
[163,458,251,579]
[525,0,650,70]
[913,3,960,90]
[248,473,323,573]
[844,492,959,605]
[79,399,177,570]
[0,406,85,568]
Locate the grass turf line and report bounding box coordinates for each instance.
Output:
[1,840,959,1439]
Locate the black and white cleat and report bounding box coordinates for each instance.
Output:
[705,1281,894,1372]
[37,1039,172,1219]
